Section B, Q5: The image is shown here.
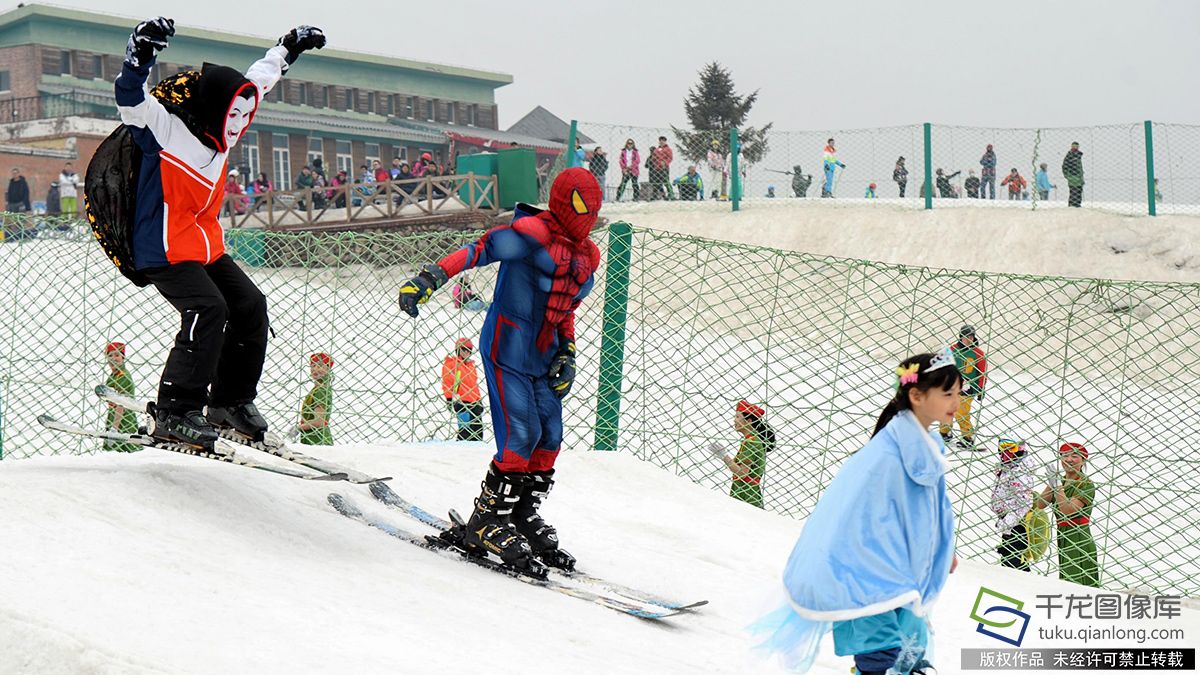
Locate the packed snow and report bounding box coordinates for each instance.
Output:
[2,442,1197,674]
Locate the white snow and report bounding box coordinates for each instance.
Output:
[603,199,1200,283]
[1,443,1197,674]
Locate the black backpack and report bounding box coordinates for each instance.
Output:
[85,126,149,287]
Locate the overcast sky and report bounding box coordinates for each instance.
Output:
[15,0,1200,130]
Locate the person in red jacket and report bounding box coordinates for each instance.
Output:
[1001,168,1027,201]
[442,338,484,441]
[101,17,324,449]
[647,135,675,201]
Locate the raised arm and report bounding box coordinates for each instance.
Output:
[114,17,177,152]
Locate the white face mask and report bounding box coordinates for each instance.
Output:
[225,96,255,148]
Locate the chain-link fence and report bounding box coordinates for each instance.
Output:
[2,215,1198,596]
[576,120,1196,216]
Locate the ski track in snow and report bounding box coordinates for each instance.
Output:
[2,444,1198,674]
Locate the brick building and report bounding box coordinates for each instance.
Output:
[0,4,535,211]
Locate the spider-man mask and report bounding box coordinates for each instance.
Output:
[547,167,602,242]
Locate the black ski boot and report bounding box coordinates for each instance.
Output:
[147,403,218,451]
[513,469,576,572]
[458,463,545,576]
[207,402,269,443]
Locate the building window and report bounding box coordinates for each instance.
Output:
[447,103,456,125]
[386,95,395,117]
[404,97,414,118]
[238,130,260,183]
[272,133,291,189]
[61,50,72,76]
[336,140,353,175]
[366,92,377,114]
[424,100,434,121]
[307,137,323,166]
[345,89,355,112]
[466,104,478,127]
[0,71,9,93]
[365,143,380,167]
[91,55,103,80]
[298,82,308,106]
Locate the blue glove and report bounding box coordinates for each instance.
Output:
[547,342,576,399]
[126,17,175,68]
[397,264,448,318]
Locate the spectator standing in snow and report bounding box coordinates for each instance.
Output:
[1001,168,1027,201]
[58,162,81,215]
[5,166,31,214]
[821,138,845,198]
[1035,163,1055,201]
[893,156,908,197]
[708,400,774,508]
[980,144,997,199]
[298,353,334,446]
[588,147,608,194]
[992,438,1040,570]
[1062,142,1084,207]
[791,165,812,198]
[647,135,674,201]
[864,182,877,199]
[936,169,961,198]
[442,338,484,442]
[965,170,981,199]
[615,139,640,202]
[1035,442,1099,587]
[706,139,727,198]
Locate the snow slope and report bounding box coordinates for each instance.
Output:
[604,199,1200,283]
[1,443,1196,674]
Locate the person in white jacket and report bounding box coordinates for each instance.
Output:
[58,162,80,215]
[991,438,1040,570]
[705,139,726,199]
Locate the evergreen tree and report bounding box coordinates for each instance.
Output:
[672,62,772,166]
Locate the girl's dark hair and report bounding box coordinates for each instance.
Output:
[747,414,776,453]
[871,352,963,438]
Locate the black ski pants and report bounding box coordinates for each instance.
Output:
[998,522,1031,571]
[142,254,268,412]
[1068,185,1083,207]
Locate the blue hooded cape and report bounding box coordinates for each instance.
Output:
[751,410,956,672]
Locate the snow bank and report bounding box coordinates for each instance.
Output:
[604,199,1200,283]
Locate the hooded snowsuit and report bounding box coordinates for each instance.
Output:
[108,44,286,412]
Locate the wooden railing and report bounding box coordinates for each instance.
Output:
[219,173,499,230]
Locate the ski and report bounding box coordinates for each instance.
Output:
[327,493,689,620]
[94,385,391,484]
[366,481,706,612]
[38,414,348,482]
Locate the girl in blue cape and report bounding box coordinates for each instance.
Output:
[752,349,962,674]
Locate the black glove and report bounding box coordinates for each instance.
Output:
[126,17,175,68]
[397,264,448,318]
[547,342,576,399]
[278,25,327,65]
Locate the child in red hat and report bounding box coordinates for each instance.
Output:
[1035,442,1099,587]
[708,399,775,508]
[102,342,140,452]
[297,353,334,445]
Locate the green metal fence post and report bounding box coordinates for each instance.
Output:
[1144,120,1157,217]
[730,128,740,212]
[594,221,633,452]
[923,122,933,210]
[566,120,579,169]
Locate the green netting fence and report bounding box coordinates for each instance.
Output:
[1,212,1198,597]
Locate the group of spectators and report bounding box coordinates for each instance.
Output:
[222,153,453,216]
[892,142,1086,205]
[5,162,82,215]
[597,136,740,202]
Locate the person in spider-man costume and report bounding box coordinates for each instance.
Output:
[398,167,602,575]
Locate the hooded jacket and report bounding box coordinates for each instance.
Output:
[115,47,286,268]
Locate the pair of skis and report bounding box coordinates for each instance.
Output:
[38,386,391,483]
[332,485,707,620]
